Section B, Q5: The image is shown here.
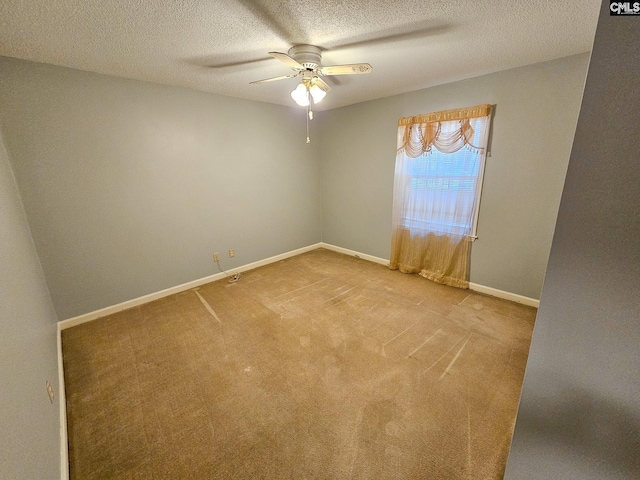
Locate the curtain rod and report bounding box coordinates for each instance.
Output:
[398,104,492,126]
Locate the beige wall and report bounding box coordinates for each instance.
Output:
[0,54,591,319]
[0,131,60,479]
[0,57,322,319]
[0,48,594,480]
[320,54,589,299]
[0,54,590,315]
[505,2,640,477]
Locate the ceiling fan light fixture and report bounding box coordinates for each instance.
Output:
[309,84,326,104]
[291,83,309,106]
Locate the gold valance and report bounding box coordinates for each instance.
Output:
[398,104,492,126]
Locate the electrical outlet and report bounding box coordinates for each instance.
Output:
[229,249,235,258]
[46,381,54,404]
[213,252,220,262]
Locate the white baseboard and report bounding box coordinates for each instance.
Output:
[320,243,539,307]
[468,282,539,308]
[320,242,390,266]
[58,242,537,331]
[57,324,69,480]
[58,243,323,330]
[236,243,323,273]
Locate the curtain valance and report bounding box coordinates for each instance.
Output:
[397,104,492,158]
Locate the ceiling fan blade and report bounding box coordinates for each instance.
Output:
[249,73,299,85]
[313,77,331,92]
[320,63,372,75]
[268,51,304,69]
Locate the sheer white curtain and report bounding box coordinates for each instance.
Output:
[390,105,492,288]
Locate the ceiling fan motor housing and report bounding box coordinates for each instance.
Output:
[288,45,322,70]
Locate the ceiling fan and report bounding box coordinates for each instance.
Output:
[249,45,372,107]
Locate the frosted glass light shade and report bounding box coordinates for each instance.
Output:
[291,83,309,106]
[309,84,326,104]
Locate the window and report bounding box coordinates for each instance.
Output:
[389,105,492,288]
[393,110,491,240]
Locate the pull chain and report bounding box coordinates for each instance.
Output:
[306,103,311,143]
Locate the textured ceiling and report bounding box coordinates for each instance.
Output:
[0,0,600,111]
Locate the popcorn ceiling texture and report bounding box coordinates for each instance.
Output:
[0,0,599,110]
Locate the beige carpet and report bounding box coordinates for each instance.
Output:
[62,248,536,479]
